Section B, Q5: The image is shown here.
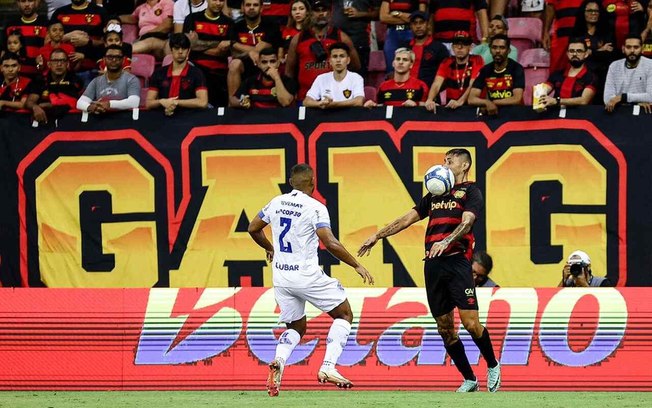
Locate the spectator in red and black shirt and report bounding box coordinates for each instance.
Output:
[3,0,48,79]
[227,0,283,100]
[358,148,501,393]
[37,21,81,74]
[543,0,585,72]
[430,0,489,46]
[263,0,293,26]
[183,0,233,106]
[468,34,525,115]
[25,48,84,124]
[147,33,208,115]
[364,47,428,107]
[52,0,107,72]
[426,30,484,112]
[230,47,297,108]
[406,11,449,86]
[537,38,598,108]
[0,52,33,111]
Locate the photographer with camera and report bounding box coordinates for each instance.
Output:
[558,250,612,287]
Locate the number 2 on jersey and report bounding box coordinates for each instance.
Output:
[279,217,293,253]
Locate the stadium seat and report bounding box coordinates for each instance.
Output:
[523,67,550,105]
[131,53,156,86]
[139,87,149,108]
[162,54,173,66]
[364,85,377,102]
[368,50,386,72]
[374,22,387,46]
[122,24,138,44]
[519,48,550,68]
[508,18,543,55]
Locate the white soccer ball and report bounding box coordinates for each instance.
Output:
[424,165,455,196]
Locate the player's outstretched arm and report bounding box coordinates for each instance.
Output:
[358,209,421,256]
[316,227,375,285]
[248,215,274,262]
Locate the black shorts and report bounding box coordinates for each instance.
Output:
[424,253,478,318]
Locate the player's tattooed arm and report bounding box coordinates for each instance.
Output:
[441,211,476,246]
[358,210,420,256]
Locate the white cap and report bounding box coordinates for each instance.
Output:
[568,250,591,265]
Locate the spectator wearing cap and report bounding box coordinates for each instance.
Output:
[146,33,208,115]
[303,42,364,108]
[26,48,84,124]
[76,44,141,114]
[119,0,174,60]
[332,0,380,79]
[559,250,612,287]
[364,47,428,107]
[379,0,427,70]
[468,34,525,115]
[472,15,517,64]
[285,0,360,101]
[429,0,489,49]
[406,10,449,87]
[425,30,484,112]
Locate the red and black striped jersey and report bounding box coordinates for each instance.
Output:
[262,0,290,17]
[31,71,84,109]
[436,55,484,101]
[0,76,33,107]
[547,0,584,39]
[51,4,106,39]
[281,26,300,50]
[5,15,48,78]
[545,66,598,99]
[150,63,208,100]
[385,0,427,13]
[183,12,233,74]
[376,76,429,105]
[237,73,298,108]
[414,182,483,258]
[430,0,487,42]
[231,17,281,48]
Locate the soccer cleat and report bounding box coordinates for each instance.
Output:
[317,368,353,389]
[266,359,284,397]
[487,362,501,392]
[456,379,479,392]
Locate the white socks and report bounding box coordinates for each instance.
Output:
[321,319,352,371]
[274,328,301,366]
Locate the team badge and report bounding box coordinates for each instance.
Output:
[85,14,93,24]
[606,4,616,12]
[34,27,41,36]
[271,87,277,97]
[406,89,414,100]
[454,190,466,199]
[155,9,162,16]
[62,16,70,23]
[196,24,204,30]
[343,89,352,98]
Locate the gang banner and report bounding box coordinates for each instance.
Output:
[0,106,649,288]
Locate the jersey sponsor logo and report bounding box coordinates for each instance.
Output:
[431,200,458,210]
[464,287,475,296]
[488,89,513,99]
[281,200,303,208]
[274,262,299,271]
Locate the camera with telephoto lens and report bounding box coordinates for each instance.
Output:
[569,263,585,277]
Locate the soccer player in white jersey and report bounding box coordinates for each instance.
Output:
[248,163,374,397]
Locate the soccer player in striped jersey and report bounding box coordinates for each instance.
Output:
[358,149,501,393]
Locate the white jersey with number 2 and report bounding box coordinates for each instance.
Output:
[259,189,331,288]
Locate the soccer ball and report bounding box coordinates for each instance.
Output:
[424,165,455,196]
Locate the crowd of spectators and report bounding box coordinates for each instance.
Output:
[2,0,652,123]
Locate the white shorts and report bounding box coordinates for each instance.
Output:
[274,275,347,323]
[522,0,545,12]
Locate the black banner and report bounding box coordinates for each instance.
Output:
[0,106,649,287]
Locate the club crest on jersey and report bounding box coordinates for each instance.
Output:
[343,89,352,98]
[406,89,415,100]
[85,14,94,24]
[155,9,163,16]
[454,190,466,199]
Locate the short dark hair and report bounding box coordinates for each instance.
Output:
[473,251,493,274]
[49,48,68,60]
[446,148,472,168]
[1,52,20,63]
[490,33,511,49]
[169,33,191,49]
[568,38,587,50]
[625,34,642,45]
[104,44,124,56]
[260,47,276,57]
[104,29,122,41]
[289,163,314,189]
[329,41,350,55]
